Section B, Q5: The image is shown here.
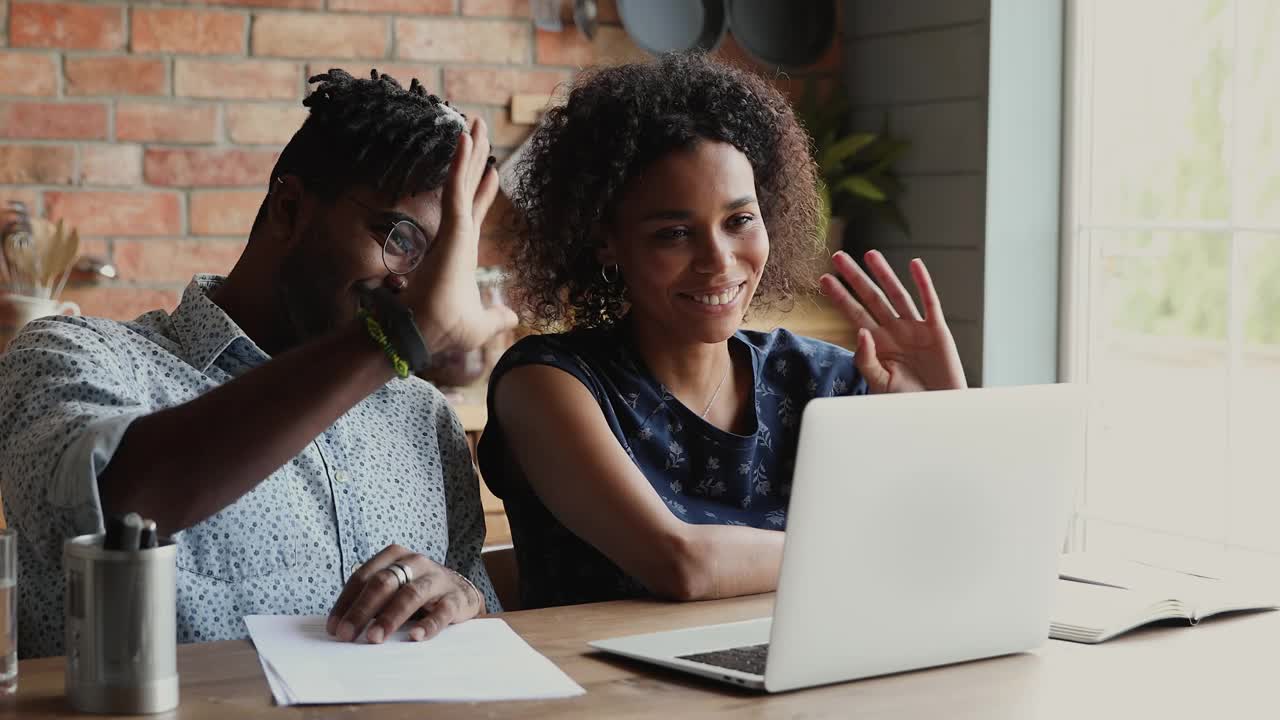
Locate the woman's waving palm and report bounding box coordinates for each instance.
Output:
[820,250,968,394]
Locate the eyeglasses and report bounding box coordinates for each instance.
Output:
[343,195,430,276]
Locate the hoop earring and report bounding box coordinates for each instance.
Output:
[600,264,620,284]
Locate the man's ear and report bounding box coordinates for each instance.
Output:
[265,175,307,249]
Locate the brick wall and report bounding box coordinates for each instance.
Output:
[0,0,841,320]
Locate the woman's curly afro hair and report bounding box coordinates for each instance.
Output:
[506,52,823,331]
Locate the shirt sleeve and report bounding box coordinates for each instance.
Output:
[476,334,610,502]
[434,393,502,613]
[0,318,151,566]
[486,334,603,400]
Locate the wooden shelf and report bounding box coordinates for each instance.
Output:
[743,295,857,350]
[441,381,488,434]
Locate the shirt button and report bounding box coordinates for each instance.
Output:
[334,470,350,483]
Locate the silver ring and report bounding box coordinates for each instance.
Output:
[385,563,408,588]
[388,562,414,587]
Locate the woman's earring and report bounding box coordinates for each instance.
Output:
[600,264,620,284]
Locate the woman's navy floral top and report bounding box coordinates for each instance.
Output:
[478,322,866,609]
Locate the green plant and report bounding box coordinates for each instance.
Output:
[797,81,911,237]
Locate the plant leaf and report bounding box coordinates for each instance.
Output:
[867,141,912,175]
[819,133,877,174]
[875,172,906,195]
[836,176,887,202]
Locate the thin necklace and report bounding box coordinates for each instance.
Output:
[700,360,732,418]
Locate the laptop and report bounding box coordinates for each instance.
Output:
[589,384,1085,692]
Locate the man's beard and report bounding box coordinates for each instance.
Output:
[277,227,353,348]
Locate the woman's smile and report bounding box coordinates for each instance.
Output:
[677,281,748,314]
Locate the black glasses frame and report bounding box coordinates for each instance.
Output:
[343,195,429,276]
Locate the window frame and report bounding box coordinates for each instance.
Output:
[1059,0,1280,562]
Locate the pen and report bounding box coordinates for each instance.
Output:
[120,512,143,552]
[140,520,158,550]
[103,514,125,551]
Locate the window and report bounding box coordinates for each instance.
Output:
[1062,0,1280,574]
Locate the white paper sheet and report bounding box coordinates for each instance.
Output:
[244,615,585,705]
[257,654,297,705]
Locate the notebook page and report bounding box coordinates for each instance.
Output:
[1052,579,1181,639]
[1060,554,1280,619]
[244,615,585,705]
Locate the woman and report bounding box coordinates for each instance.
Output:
[478,54,967,610]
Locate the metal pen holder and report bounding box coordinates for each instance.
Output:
[63,533,179,714]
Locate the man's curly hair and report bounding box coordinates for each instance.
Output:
[506,53,823,331]
[271,68,467,201]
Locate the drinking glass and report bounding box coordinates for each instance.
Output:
[0,528,16,694]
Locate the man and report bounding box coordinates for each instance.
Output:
[0,69,518,657]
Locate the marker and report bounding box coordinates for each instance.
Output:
[103,514,125,551]
[120,512,143,552]
[140,519,158,550]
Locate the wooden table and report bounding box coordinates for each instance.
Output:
[6,593,1280,719]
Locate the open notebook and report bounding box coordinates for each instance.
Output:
[1051,554,1280,644]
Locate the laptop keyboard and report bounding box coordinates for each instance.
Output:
[677,643,770,676]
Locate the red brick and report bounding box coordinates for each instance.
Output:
[74,236,109,261]
[175,59,300,100]
[809,36,842,72]
[463,0,616,22]
[132,8,246,55]
[769,74,836,106]
[460,0,526,16]
[200,0,322,7]
[64,57,167,96]
[0,102,107,140]
[0,189,41,219]
[0,144,75,184]
[0,51,57,95]
[144,148,278,187]
[117,103,219,144]
[60,287,181,321]
[79,145,143,186]
[461,0,617,22]
[479,189,517,242]
[114,239,247,283]
[253,13,387,59]
[714,34,763,71]
[9,2,125,50]
[45,191,182,236]
[443,67,568,105]
[713,37,837,104]
[189,190,263,236]
[534,25,645,66]
[329,0,451,12]
[224,103,308,145]
[477,233,509,268]
[457,104,529,148]
[305,61,439,91]
[397,18,529,64]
